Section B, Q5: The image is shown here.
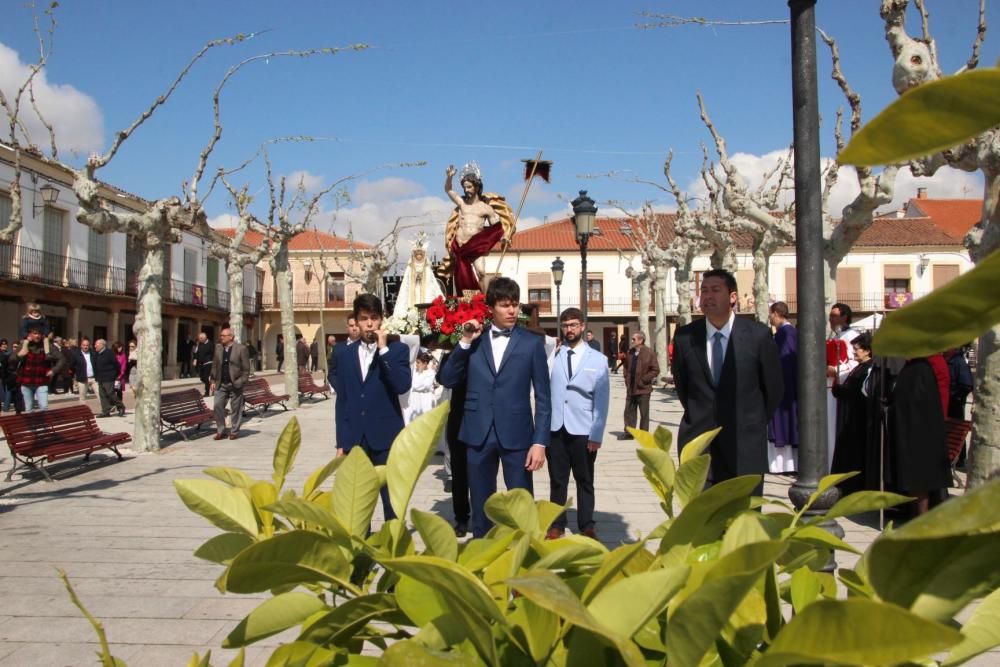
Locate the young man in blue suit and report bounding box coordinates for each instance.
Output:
[439,277,551,538]
[333,294,412,520]
[547,308,609,541]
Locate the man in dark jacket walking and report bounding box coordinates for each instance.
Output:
[92,339,125,417]
[192,331,214,397]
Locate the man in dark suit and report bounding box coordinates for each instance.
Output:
[92,339,125,417]
[439,277,552,538]
[333,294,411,520]
[210,328,251,440]
[672,269,783,491]
[585,329,601,353]
[192,332,214,397]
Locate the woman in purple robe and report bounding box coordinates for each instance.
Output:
[767,302,798,473]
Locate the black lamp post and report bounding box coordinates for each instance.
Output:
[788,0,843,569]
[571,191,597,327]
[551,256,564,321]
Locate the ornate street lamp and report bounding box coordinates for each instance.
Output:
[551,256,564,322]
[571,191,597,327]
[32,179,59,216]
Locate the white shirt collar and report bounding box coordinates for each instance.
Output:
[706,311,736,340]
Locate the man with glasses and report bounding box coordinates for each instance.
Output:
[546,308,609,540]
[210,328,251,440]
[620,331,659,440]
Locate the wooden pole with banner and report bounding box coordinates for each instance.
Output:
[494,150,551,277]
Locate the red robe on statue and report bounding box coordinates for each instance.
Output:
[449,223,506,293]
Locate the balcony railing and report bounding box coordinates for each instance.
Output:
[0,243,258,314]
[261,292,339,309]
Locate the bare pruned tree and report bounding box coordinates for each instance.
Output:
[699,93,796,323]
[879,0,997,487]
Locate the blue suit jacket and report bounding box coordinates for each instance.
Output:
[333,340,411,452]
[550,343,610,443]
[439,325,551,450]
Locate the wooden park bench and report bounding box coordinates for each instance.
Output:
[298,372,331,401]
[0,405,130,482]
[160,388,217,441]
[244,377,290,415]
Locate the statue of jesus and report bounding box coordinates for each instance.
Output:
[445,162,514,293]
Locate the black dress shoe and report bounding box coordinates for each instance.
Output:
[118,407,126,417]
[454,521,468,538]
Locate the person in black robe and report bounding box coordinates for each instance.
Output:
[887,357,951,516]
[831,333,875,494]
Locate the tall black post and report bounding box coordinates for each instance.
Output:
[580,238,589,327]
[555,284,562,320]
[788,0,842,559]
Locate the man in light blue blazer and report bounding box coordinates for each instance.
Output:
[439,277,551,538]
[547,307,610,540]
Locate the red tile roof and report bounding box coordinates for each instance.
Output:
[904,198,982,239]
[216,227,370,251]
[508,210,967,253]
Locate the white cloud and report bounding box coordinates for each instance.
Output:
[207,213,240,229]
[352,177,424,205]
[685,148,983,219]
[284,170,324,193]
[0,43,104,156]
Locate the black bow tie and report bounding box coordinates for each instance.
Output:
[491,328,512,338]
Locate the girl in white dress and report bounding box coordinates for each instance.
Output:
[407,353,437,423]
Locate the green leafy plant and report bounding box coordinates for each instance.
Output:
[65,406,1000,665]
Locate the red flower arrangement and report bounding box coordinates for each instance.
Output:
[425,294,492,344]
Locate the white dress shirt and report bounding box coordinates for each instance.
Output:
[83,351,94,378]
[458,327,513,367]
[357,341,387,382]
[706,311,736,379]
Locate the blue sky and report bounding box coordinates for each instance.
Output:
[2,1,996,249]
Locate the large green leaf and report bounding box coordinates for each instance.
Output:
[204,466,257,489]
[264,498,352,543]
[788,525,860,555]
[383,555,504,624]
[666,541,786,667]
[838,67,1000,166]
[536,499,566,534]
[872,249,1000,357]
[659,475,760,552]
[943,586,1000,666]
[387,402,449,522]
[302,457,345,499]
[674,454,711,507]
[507,570,645,667]
[868,480,1000,619]
[755,598,962,666]
[637,447,675,501]
[484,489,538,533]
[820,490,913,521]
[224,530,355,594]
[250,481,278,538]
[223,592,326,648]
[653,425,673,452]
[297,593,398,647]
[457,531,519,572]
[411,509,458,561]
[679,426,720,465]
[272,417,301,492]
[174,479,259,537]
[262,641,339,667]
[381,640,477,666]
[330,447,380,538]
[580,540,648,604]
[789,568,822,615]
[588,565,689,638]
[508,597,560,663]
[720,512,773,555]
[194,532,254,564]
[531,538,606,572]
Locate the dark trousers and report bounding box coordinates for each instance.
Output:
[180,358,191,377]
[547,427,597,531]
[198,363,212,396]
[467,426,533,538]
[447,435,470,524]
[624,393,651,432]
[359,440,396,521]
[97,380,124,415]
[214,383,244,434]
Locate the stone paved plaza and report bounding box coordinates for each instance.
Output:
[0,372,976,666]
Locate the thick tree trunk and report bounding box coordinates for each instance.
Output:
[636,272,651,343]
[653,267,669,380]
[752,245,770,324]
[227,263,245,343]
[675,264,693,328]
[273,248,300,409]
[132,245,165,453]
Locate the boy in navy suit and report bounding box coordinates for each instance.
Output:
[439,277,551,537]
[333,294,412,520]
